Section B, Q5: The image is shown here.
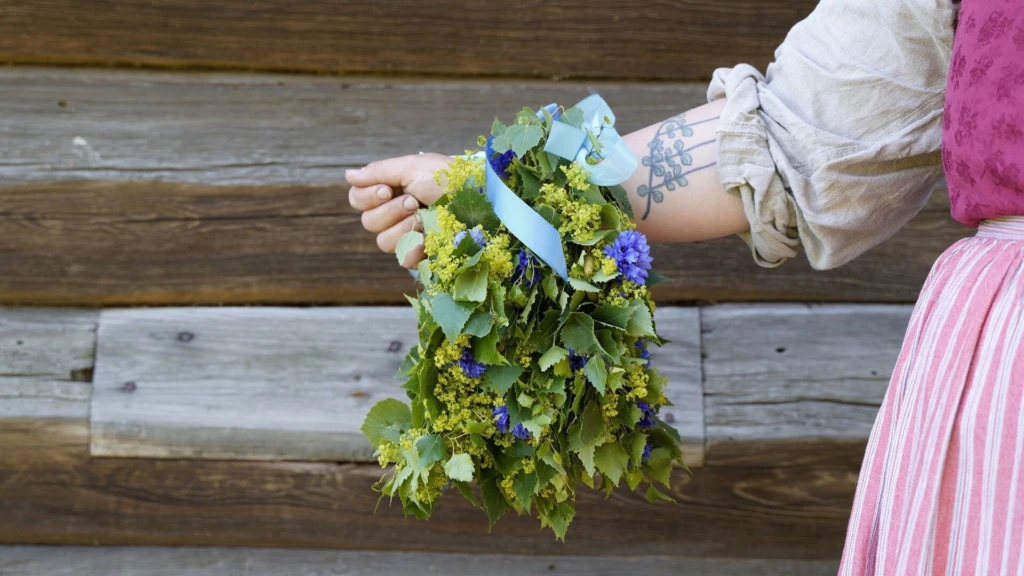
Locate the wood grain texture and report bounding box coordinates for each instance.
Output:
[0,69,709,185]
[0,69,968,305]
[702,304,911,463]
[0,546,840,576]
[0,180,964,306]
[0,447,856,559]
[0,1,817,81]
[89,307,704,464]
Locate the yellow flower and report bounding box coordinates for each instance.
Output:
[434,154,485,194]
[562,162,592,191]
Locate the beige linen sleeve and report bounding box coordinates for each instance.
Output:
[709,0,957,269]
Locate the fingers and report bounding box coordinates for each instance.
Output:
[348,184,393,211]
[376,214,420,254]
[400,244,426,269]
[361,193,421,234]
[377,216,426,269]
[346,156,415,188]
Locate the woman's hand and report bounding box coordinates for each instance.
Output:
[346,153,452,268]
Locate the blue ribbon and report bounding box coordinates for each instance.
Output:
[481,94,637,281]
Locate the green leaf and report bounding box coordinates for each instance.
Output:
[490,117,507,138]
[560,106,585,128]
[596,330,624,361]
[449,186,500,231]
[542,273,559,302]
[645,447,674,488]
[418,208,440,234]
[646,485,676,504]
[625,432,648,465]
[560,313,602,355]
[484,362,524,394]
[580,400,605,446]
[646,269,669,286]
[452,233,482,259]
[454,263,489,303]
[626,300,656,338]
[583,355,607,395]
[512,472,538,510]
[501,124,544,157]
[517,391,534,407]
[546,501,576,541]
[454,480,481,508]
[592,304,631,330]
[607,185,635,220]
[590,268,620,283]
[415,434,445,469]
[568,277,600,292]
[443,453,475,482]
[395,231,424,267]
[361,399,411,447]
[576,443,596,477]
[418,362,442,419]
[473,328,506,365]
[534,205,560,228]
[481,475,509,529]
[594,441,629,486]
[463,310,493,338]
[518,167,542,200]
[431,293,475,341]
[538,345,569,371]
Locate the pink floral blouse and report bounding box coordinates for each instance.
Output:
[944,0,1024,227]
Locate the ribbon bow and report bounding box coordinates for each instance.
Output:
[483,94,638,280]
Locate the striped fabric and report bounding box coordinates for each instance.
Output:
[840,217,1024,575]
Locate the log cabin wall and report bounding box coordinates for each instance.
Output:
[0,2,965,574]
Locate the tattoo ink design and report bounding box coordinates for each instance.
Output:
[637,115,719,219]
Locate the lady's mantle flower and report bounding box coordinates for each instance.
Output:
[511,248,542,287]
[457,348,487,379]
[603,230,654,285]
[567,348,589,372]
[634,339,652,368]
[493,405,510,433]
[512,423,532,441]
[485,136,517,179]
[453,228,486,249]
[637,401,657,429]
[642,442,652,461]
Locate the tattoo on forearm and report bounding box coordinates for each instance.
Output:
[637,114,719,220]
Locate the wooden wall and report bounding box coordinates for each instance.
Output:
[0,1,962,572]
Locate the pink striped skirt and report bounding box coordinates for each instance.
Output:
[841,217,1024,575]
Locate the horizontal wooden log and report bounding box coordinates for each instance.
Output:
[0,546,840,576]
[0,69,968,305]
[0,1,817,81]
[702,304,911,464]
[0,444,856,559]
[89,307,704,465]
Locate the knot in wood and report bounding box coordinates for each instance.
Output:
[177,331,195,343]
[388,340,402,353]
[121,381,137,393]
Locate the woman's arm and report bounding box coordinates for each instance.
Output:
[346,98,747,266]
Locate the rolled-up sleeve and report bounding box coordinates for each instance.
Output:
[709,0,956,269]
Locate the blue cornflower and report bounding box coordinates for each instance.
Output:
[637,401,657,429]
[457,347,487,379]
[485,136,517,179]
[453,228,486,249]
[642,442,652,461]
[567,347,589,372]
[511,248,542,288]
[634,339,652,368]
[603,230,654,285]
[512,423,532,441]
[492,405,510,433]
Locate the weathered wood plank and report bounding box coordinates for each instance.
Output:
[702,304,910,464]
[0,69,708,185]
[0,546,840,576]
[0,69,968,305]
[89,307,704,464]
[0,448,856,559]
[0,1,817,81]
